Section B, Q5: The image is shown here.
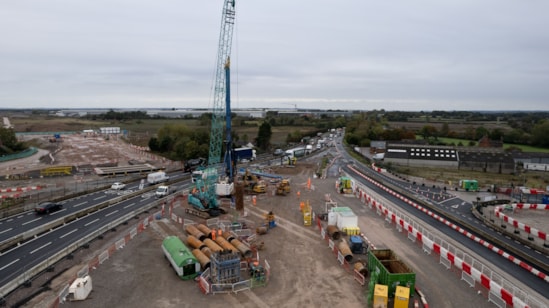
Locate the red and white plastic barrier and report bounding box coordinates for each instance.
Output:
[494,204,548,241]
[0,186,42,193]
[349,165,541,308]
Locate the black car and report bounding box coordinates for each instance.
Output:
[35,202,63,214]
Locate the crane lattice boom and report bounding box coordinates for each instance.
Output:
[208,0,236,166]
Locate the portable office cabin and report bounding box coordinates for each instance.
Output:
[459,179,478,191]
[327,207,358,232]
[162,236,200,280]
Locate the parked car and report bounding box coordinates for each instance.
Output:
[273,148,284,156]
[35,202,63,214]
[111,182,126,190]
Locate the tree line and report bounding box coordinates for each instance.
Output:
[147,121,274,162]
[344,110,549,148]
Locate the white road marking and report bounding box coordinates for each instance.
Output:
[73,201,88,207]
[0,227,13,235]
[123,203,135,209]
[0,258,20,271]
[22,217,43,226]
[30,242,52,254]
[94,195,107,201]
[85,218,100,226]
[106,210,119,217]
[60,229,79,239]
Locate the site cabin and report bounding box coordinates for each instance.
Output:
[327,207,359,233]
[459,179,478,191]
[147,171,170,185]
[161,236,200,280]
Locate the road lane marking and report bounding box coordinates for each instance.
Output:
[73,201,88,207]
[30,242,52,254]
[60,229,79,239]
[49,209,67,215]
[93,195,107,201]
[0,227,13,235]
[123,203,135,209]
[0,258,20,271]
[85,218,100,226]
[22,217,42,225]
[105,210,119,217]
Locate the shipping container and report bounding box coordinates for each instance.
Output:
[367,249,415,297]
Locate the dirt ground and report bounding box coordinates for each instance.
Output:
[2,136,541,307]
[2,134,168,178]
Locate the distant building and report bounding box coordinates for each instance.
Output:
[380,143,516,174]
[383,143,459,168]
[478,135,503,148]
[99,127,121,134]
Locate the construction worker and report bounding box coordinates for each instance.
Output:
[211,229,216,241]
[297,190,301,200]
[218,228,222,237]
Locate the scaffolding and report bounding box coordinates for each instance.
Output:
[210,250,241,284]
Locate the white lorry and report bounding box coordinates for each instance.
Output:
[147,171,170,185]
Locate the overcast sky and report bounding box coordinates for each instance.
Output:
[1,1,549,111]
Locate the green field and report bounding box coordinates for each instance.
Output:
[10,115,318,149]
